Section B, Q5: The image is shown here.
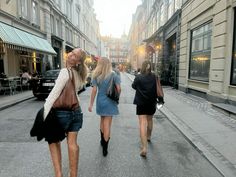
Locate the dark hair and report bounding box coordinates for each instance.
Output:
[141,61,152,75]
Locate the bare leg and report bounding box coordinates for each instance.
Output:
[138,115,147,157]
[101,117,112,156]
[100,116,105,133]
[103,117,112,141]
[49,142,63,177]
[67,132,79,177]
[147,115,153,142]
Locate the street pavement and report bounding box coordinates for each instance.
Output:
[126,73,236,177]
[0,73,235,176]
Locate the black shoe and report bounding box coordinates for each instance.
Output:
[103,139,110,157]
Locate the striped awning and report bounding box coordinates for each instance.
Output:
[0,21,56,55]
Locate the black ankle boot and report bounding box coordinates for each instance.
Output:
[100,130,105,146]
[103,139,110,156]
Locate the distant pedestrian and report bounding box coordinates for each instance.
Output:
[88,57,121,156]
[132,60,164,157]
[43,48,88,177]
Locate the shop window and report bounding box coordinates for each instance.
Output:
[189,22,212,82]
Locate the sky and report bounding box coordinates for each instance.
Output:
[93,0,142,38]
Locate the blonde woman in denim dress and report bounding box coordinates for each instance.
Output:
[88,57,121,156]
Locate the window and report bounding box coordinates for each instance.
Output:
[57,19,62,37]
[77,35,80,47]
[175,0,182,11]
[66,27,69,41]
[156,11,160,30]
[189,22,212,82]
[160,4,165,26]
[66,0,72,20]
[231,9,236,85]
[76,6,80,27]
[69,29,73,43]
[55,19,59,36]
[50,15,54,33]
[20,0,28,19]
[55,0,61,8]
[32,0,39,25]
[168,0,174,19]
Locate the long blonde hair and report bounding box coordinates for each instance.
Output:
[71,49,88,90]
[92,57,112,83]
[73,49,88,83]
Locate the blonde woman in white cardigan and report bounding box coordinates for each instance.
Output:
[44,48,87,177]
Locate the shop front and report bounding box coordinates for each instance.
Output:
[143,10,181,88]
[0,22,56,77]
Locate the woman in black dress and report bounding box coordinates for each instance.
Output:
[132,61,163,157]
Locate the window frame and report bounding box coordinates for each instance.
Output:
[189,22,212,82]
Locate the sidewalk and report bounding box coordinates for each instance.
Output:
[126,73,236,177]
[0,90,34,110]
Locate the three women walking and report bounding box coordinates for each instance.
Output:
[40,52,162,177]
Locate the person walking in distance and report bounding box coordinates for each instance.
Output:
[88,57,121,156]
[43,48,88,177]
[132,61,164,157]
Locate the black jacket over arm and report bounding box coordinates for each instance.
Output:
[30,107,66,144]
[132,73,157,106]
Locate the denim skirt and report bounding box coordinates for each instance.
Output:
[55,106,83,132]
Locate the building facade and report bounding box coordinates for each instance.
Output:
[128,4,146,70]
[179,0,236,104]
[0,0,100,77]
[129,0,236,103]
[130,0,183,88]
[102,35,129,66]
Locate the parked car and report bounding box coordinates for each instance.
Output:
[32,69,60,100]
[32,69,92,100]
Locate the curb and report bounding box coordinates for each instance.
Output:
[124,72,236,177]
[0,96,34,111]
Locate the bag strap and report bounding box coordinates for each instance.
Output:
[108,72,115,86]
[67,68,76,86]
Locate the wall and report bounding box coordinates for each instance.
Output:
[180,0,236,103]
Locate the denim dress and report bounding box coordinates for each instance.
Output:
[92,72,121,116]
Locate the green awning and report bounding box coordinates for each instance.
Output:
[0,21,56,55]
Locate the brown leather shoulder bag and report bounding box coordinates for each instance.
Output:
[53,69,79,110]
